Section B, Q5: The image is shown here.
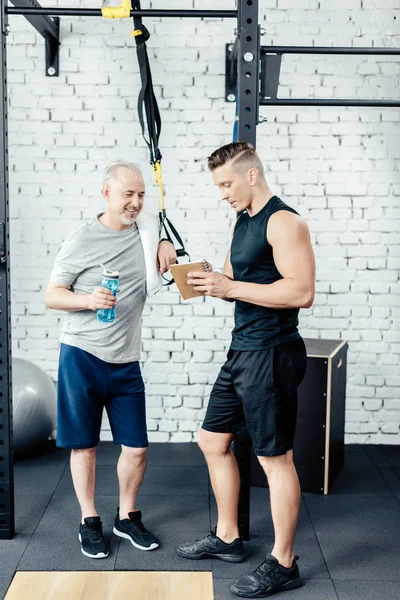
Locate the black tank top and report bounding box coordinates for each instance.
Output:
[230,196,301,350]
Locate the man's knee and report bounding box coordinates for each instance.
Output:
[257,449,294,474]
[198,428,233,457]
[121,445,147,460]
[71,446,96,457]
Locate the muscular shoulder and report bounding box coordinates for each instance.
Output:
[267,210,309,247]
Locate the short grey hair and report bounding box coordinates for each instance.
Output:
[103,161,143,186]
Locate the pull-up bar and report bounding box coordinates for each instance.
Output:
[257,44,400,108]
[6,7,237,18]
[260,99,400,107]
[261,46,400,56]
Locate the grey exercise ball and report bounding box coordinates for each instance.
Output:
[12,358,56,455]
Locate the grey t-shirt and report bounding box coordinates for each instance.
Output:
[50,214,146,363]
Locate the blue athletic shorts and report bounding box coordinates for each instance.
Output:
[56,343,148,449]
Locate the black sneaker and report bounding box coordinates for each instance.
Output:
[78,516,109,559]
[230,553,303,598]
[176,532,245,563]
[113,509,159,551]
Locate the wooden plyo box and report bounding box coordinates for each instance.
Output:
[5,572,213,600]
[251,338,348,495]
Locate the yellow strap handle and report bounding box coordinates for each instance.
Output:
[102,0,132,19]
[153,162,165,214]
[130,29,143,38]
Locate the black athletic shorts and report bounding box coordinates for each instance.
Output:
[202,338,307,456]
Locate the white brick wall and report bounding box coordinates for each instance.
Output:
[7,1,400,444]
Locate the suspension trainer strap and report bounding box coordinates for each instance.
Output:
[161,217,190,259]
[131,4,161,165]
[131,0,189,273]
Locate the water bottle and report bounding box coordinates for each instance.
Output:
[96,266,119,323]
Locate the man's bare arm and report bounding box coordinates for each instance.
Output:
[45,281,116,312]
[157,240,177,274]
[222,249,235,302]
[188,212,315,309]
[223,249,234,279]
[227,212,315,308]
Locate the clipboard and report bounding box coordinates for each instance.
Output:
[169,260,212,300]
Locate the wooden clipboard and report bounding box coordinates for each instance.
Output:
[169,260,212,300]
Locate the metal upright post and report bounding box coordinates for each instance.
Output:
[230,0,260,542]
[0,0,14,540]
[237,0,259,145]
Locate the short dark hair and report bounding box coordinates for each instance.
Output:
[207,142,264,176]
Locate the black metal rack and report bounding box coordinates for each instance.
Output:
[258,44,400,108]
[0,0,258,542]
[0,0,399,541]
[0,0,13,541]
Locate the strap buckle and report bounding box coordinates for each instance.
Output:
[130,24,150,43]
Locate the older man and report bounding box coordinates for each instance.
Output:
[45,161,176,559]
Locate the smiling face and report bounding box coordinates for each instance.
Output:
[212,161,256,213]
[102,167,145,228]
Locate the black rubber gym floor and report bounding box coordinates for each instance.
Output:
[1,442,399,600]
